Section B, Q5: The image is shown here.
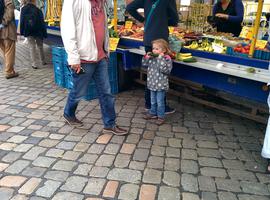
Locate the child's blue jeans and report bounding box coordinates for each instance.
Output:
[149,90,165,118]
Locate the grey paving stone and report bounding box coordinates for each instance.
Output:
[10,194,28,200]
[108,168,142,183]
[5,160,30,174]
[87,144,105,154]
[129,161,146,170]
[240,181,270,195]
[238,194,270,200]
[201,192,217,200]
[56,141,76,150]
[79,154,98,164]
[143,168,162,184]
[104,144,121,155]
[164,158,180,171]
[23,137,42,145]
[29,196,47,200]
[46,149,64,158]
[147,156,164,169]
[256,173,270,184]
[118,183,139,200]
[52,192,84,200]
[138,139,152,149]
[197,148,221,158]
[181,173,198,192]
[197,141,218,149]
[220,149,237,159]
[35,180,61,198]
[110,135,125,144]
[126,134,140,144]
[215,178,242,192]
[23,147,46,160]
[182,149,197,160]
[222,159,245,170]
[181,160,199,174]
[52,160,77,171]
[133,149,149,162]
[198,157,223,168]
[228,170,257,181]
[22,167,46,177]
[218,192,237,200]
[83,178,106,195]
[114,154,131,168]
[163,171,180,187]
[200,167,227,178]
[13,144,34,153]
[198,176,216,192]
[168,138,182,148]
[96,154,115,167]
[182,139,197,149]
[74,164,92,176]
[44,171,69,182]
[153,137,168,146]
[89,166,110,178]
[158,186,180,200]
[0,187,14,200]
[62,151,81,161]
[32,156,56,168]
[2,152,22,163]
[60,176,88,192]
[182,193,200,200]
[151,145,165,156]
[166,147,180,158]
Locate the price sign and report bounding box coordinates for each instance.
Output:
[125,21,133,30]
[255,40,268,49]
[109,38,120,51]
[239,26,253,40]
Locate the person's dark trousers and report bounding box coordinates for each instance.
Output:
[144,46,169,111]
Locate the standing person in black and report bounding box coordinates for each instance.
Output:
[212,0,244,37]
[20,0,47,69]
[126,0,179,114]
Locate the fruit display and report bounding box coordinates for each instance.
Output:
[118,24,143,40]
[176,53,197,63]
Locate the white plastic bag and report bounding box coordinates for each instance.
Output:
[261,92,270,159]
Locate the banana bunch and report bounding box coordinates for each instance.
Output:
[184,41,199,50]
[198,39,213,52]
[212,39,227,54]
[176,53,197,63]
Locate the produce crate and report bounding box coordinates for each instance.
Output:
[227,46,270,61]
[226,47,248,58]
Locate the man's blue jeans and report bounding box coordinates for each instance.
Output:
[64,59,116,128]
[149,90,165,118]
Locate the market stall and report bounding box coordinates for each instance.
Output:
[40,0,270,123]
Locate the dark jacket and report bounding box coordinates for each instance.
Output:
[126,0,179,47]
[213,0,244,37]
[20,3,47,38]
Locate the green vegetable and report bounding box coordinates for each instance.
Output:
[183,57,197,63]
[246,67,256,73]
[148,52,159,57]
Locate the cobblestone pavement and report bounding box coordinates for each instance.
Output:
[0,41,269,200]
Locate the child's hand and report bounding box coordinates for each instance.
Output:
[159,52,165,56]
[164,55,171,60]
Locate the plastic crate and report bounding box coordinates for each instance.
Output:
[54,70,65,87]
[226,47,249,58]
[64,74,74,89]
[52,46,68,64]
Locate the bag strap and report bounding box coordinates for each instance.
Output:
[144,0,161,31]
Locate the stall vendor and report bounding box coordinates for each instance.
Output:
[212,0,244,37]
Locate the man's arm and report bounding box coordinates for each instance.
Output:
[126,0,145,23]
[61,0,80,66]
[167,0,179,26]
[2,0,15,26]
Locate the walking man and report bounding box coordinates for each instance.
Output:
[61,0,128,135]
[0,0,18,79]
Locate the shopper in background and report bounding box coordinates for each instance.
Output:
[142,39,173,125]
[61,0,128,135]
[212,0,244,37]
[0,0,18,79]
[126,0,179,114]
[20,0,47,69]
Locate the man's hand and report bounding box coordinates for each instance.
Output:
[215,13,229,20]
[70,64,81,74]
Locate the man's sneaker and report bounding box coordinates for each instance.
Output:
[165,106,176,115]
[5,72,19,79]
[156,118,165,125]
[63,114,83,127]
[143,114,157,120]
[103,125,128,136]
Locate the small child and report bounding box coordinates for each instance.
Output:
[142,39,173,125]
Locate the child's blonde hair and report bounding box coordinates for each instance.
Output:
[152,39,172,55]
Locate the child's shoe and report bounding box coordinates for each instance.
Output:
[156,118,165,125]
[143,114,157,120]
